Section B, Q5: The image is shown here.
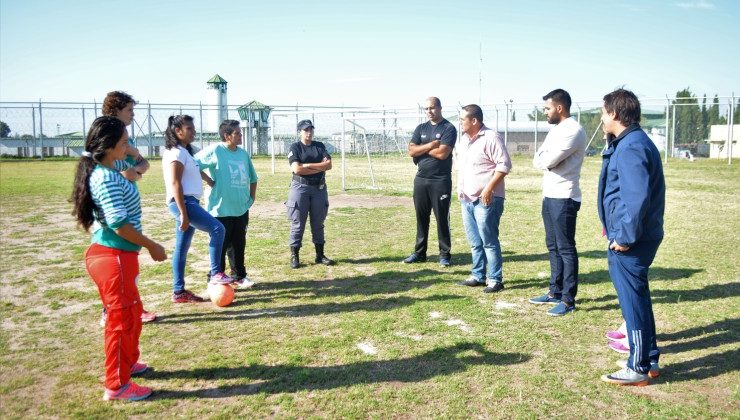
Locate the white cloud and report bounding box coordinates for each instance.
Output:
[676,0,715,9]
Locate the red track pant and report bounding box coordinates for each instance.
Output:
[85,243,143,391]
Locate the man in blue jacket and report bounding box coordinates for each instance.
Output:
[598,89,665,386]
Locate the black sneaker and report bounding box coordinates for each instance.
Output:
[402,253,427,264]
[457,277,486,287]
[483,282,504,293]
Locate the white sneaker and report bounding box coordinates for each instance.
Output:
[234,276,256,289]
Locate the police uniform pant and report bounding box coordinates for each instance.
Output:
[285,180,329,248]
[85,243,143,391]
[413,175,452,259]
[607,239,662,374]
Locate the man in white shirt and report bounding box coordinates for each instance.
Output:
[528,89,586,316]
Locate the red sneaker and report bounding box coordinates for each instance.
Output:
[131,362,149,376]
[141,310,157,323]
[172,290,205,303]
[103,382,152,401]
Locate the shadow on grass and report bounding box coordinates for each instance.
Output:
[504,249,607,263]
[580,280,735,312]
[658,317,740,382]
[260,269,444,298]
[156,294,464,324]
[148,342,530,398]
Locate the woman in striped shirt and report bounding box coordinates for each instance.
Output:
[71,116,166,401]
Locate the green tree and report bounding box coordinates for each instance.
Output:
[672,88,702,145]
[0,121,10,138]
[700,95,709,139]
[734,98,740,124]
[527,108,546,121]
[511,111,516,121]
[708,95,727,126]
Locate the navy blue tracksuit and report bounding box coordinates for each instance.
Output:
[597,124,665,374]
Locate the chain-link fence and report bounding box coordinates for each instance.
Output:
[1,97,736,165]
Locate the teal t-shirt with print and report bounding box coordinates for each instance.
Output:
[195,143,259,217]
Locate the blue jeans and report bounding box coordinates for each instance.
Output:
[460,197,504,284]
[167,196,225,293]
[542,197,581,304]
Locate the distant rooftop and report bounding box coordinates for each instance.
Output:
[207,74,227,84]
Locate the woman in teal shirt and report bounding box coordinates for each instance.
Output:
[195,120,258,288]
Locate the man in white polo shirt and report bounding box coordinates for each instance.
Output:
[529,89,586,316]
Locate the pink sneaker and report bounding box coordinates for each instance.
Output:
[141,310,157,323]
[131,362,148,376]
[608,340,630,354]
[605,330,626,341]
[103,382,152,401]
[209,272,233,285]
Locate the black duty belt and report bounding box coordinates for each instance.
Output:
[292,174,325,186]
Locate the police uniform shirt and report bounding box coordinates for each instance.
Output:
[287,141,331,182]
[411,118,457,179]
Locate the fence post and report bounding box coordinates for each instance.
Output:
[341,113,346,191]
[39,100,44,160]
[534,106,538,153]
[94,100,98,118]
[81,105,86,142]
[664,101,669,164]
[728,94,735,165]
[31,106,37,158]
[199,102,204,150]
[670,103,677,160]
[270,113,275,174]
[147,102,153,157]
[504,101,509,146]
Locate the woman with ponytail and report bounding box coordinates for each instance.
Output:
[99,90,156,326]
[70,116,166,401]
[162,115,232,303]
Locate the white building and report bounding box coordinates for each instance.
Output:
[707,124,740,158]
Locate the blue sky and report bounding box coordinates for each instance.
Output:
[1,0,737,107]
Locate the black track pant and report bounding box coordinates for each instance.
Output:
[217,210,250,279]
[413,176,452,259]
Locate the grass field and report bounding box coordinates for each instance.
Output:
[0,154,738,418]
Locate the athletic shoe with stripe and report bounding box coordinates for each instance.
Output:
[600,367,649,386]
[232,276,256,289]
[209,272,234,285]
[103,382,152,401]
[172,290,205,303]
[130,362,149,376]
[616,359,660,378]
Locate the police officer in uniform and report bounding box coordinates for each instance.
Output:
[285,120,334,268]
